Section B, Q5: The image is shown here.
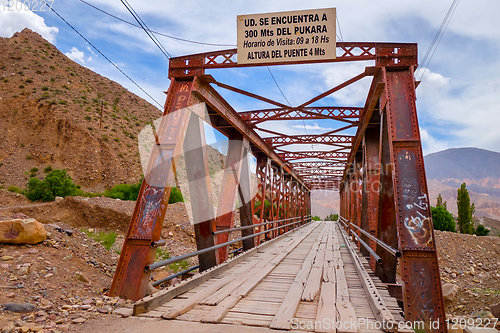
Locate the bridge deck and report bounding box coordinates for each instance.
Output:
[133,222,406,332]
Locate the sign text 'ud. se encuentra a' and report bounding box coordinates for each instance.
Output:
[237,8,336,64]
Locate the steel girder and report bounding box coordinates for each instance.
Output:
[239,107,361,124]
[278,151,349,161]
[264,134,354,149]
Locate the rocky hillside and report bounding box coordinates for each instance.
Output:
[424,148,500,220]
[0,29,162,192]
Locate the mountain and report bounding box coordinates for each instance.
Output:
[424,147,500,219]
[0,29,162,192]
[425,147,500,182]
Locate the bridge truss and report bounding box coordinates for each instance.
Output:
[110,42,446,332]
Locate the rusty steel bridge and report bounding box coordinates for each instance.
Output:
[109,42,447,332]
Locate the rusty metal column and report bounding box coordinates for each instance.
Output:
[376,108,398,282]
[184,110,217,272]
[110,78,194,300]
[284,175,291,232]
[360,127,381,263]
[214,134,247,263]
[382,67,446,331]
[255,155,268,245]
[239,144,255,251]
[269,167,276,238]
[354,157,362,247]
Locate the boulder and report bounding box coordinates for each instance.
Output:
[2,303,35,313]
[0,219,47,244]
[491,302,500,319]
[442,283,459,302]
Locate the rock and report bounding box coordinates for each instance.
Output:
[491,303,500,318]
[115,299,126,308]
[442,283,459,302]
[18,266,29,276]
[97,307,110,314]
[474,310,495,319]
[0,219,47,244]
[1,256,13,261]
[114,307,133,318]
[28,249,39,254]
[81,304,92,310]
[11,213,29,219]
[95,300,103,306]
[71,317,86,324]
[168,231,174,236]
[46,240,56,246]
[3,303,35,313]
[36,310,48,317]
[152,270,170,282]
[7,292,15,298]
[82,299,94,305]
[55,196,64,202]
[75,272,88,282]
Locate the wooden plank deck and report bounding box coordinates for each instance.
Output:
[133,221,406,332]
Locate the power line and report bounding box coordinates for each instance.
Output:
[44,2,163,108]
[79,0,236,47]
[267,67,291,106]
[120,0,171,59]
[266,67,316,153]
[336,15,344,42]
[418,0,460,81]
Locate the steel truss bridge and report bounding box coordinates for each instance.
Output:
[109,42,447,333]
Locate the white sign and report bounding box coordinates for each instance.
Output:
[237,8,336,65]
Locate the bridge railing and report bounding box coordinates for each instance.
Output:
[338,216,401,262]
[147,215,312,287]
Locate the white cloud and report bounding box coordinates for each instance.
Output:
[65,47,86,64]
[320,62,372,106]
[290,123,333,131]
[419,128,449,155]
[0,1,58,43]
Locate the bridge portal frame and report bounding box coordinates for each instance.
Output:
[110,42,446,333]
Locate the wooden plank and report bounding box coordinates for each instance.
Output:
[302,242,326,301]
[270,223,328,330]
[221,312,274,327]
[232,300,281,316]
[315,282,336,333]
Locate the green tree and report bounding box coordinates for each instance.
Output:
[24,169,78,201]
[456,183,474,234]
[311,216,321,221]
[474,224,490,236]
[436,194,447,210]
[431,206,455,232]
[324,213,339,221]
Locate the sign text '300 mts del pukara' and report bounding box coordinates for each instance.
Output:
[237,8,336,65]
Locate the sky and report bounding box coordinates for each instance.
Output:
[1,0,500,156]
